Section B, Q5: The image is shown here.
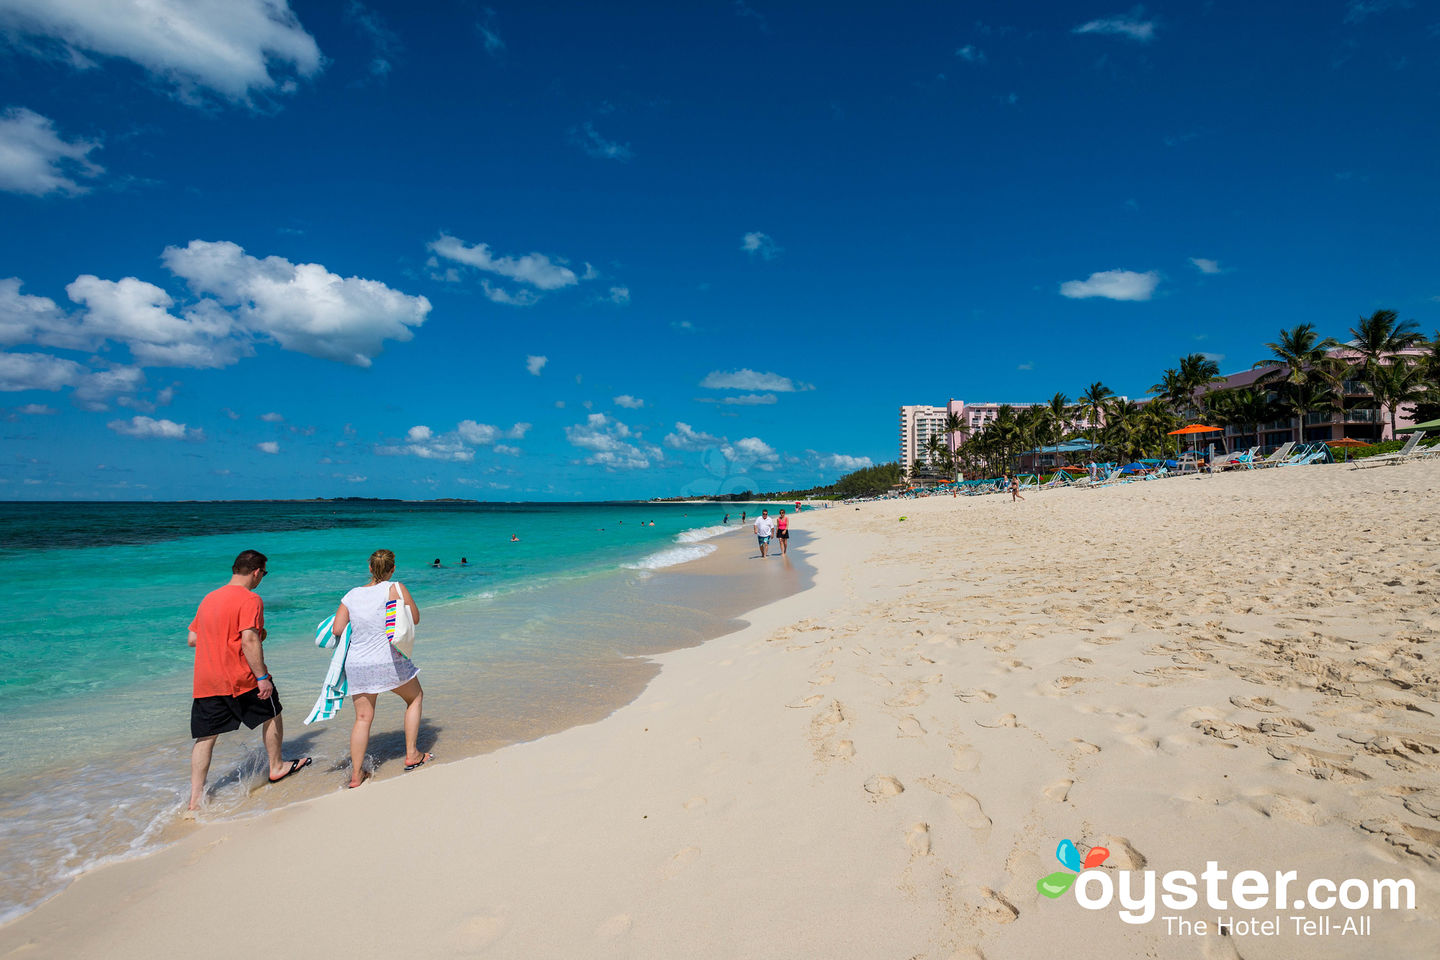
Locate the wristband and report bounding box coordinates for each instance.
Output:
[256,674,271,682]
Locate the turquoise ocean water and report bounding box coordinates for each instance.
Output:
[0,500,810,923]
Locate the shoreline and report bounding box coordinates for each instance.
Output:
[0,520,813,926]
[4,466,1438,957]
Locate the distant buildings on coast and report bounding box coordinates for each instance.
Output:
[901,351,1422,476]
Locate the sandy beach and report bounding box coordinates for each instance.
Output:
[4,464,1438,958]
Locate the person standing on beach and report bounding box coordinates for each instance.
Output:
[775,508,790,555]
[331,549,429,788]
[753,509,775,558]
[187,550,311,811]
[1008,475,1025,502]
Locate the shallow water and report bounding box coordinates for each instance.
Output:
[0,500,812,922]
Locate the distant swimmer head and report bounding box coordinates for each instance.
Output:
[432,558,441,566]
[510,534,519,541]
[460,557,468,564]
[370,549,396,581]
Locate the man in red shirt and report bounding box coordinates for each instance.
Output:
[188,549,310,811]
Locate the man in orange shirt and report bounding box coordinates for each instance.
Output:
[188,549,311,811]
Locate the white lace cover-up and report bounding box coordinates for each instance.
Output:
[339,581,419,695]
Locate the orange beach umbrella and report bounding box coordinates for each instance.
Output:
[1325,436,1370,462]
[1166,424,1222,458]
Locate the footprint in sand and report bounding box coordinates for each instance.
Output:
[1256,716,1315,737]
[955,688,996,703]
[906,822,932,857]
[952,746,981,771]
[975,713,1018,729]
[787,694,825,708]
[659,846,702,879]
[897,716,927,738]
[1070,738,1101,754]
[920,776,992,831]
[829,739,856,759]
[596,914,632,939]
[886,687,928,708]
[683,796,707,810]
[1229,695,1284,713]
[978,886,1019,923]
[1101,836,1147,870]
[1044,779,1074,802]
[864,775,905,797]
[808,676,836,686]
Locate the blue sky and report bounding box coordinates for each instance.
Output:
[1,1,1436,500]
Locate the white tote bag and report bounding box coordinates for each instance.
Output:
[385,582,416,658]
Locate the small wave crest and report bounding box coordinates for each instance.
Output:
[675,524,736,543]
[624,542,718,571]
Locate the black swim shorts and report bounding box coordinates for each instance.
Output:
[191,686,283,739]
[777,530,789,539]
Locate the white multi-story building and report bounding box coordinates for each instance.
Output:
[898,404,949,474]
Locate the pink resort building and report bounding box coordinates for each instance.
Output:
[899,400,1045,475]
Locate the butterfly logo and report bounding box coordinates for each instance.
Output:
[1037,839,1109,898]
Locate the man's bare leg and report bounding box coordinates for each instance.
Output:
[261,713,286,779]
[189,736,218,810]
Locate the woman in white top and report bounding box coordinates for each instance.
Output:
[331,549,429,788]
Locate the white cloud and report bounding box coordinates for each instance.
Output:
[0,107,102,196]
[107,415,197,440]
[162,239,430,367]
[342,474,367,482]
[1059,269,1160,301]
[428,234,579,291]
[0,0,323,105]
[1189,257,1222,274]
[565,413,660,469]
[614,394,643,409]
[741,231,781,260]
[72,364,146,410]
[720,393,777,406]
[480,280,540,307]
[66,274,247,368]
[0,350,84,391]
[260,411,284,422]
[719,436,777,469]
[700,368,811,392]
[1017,362,1034,371]
[379,419,526,462]
[823,453,873,472]
[955,45,986,63]
[526,355,547,376]
[607,286,630,304]
[664,422,718,451]
[256,440,279,454]
[0,278,78,347]
[493,444,520,456]
[1073,13,1157,42]
[572,121,633,162]
[15,403,53,415]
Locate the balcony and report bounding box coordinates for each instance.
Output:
[1304,411,1335,426]
[1343,381,1373,396]
[1344,408,1381,423]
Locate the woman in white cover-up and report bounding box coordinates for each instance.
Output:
[331,549,430,787]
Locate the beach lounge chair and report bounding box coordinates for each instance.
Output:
[1214,446,1259,472]
[1352,431,1424,468]
[1251,441,1296,469]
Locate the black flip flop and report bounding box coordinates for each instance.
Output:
[404,753,433,772]
[268,756,313,784]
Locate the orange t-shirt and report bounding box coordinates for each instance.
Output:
[190,584,264,698]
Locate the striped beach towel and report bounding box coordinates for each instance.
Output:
[303,614,352,725]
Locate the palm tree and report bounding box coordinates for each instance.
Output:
[1178,353,1223,418]
[1349,309,1423,372]
[1102,399,1144,461]
[923,434,946,479]
[1255,324,1339,442]
[1279,380,1338,444]
[1078,382,1115,458]
[1367,358,1428,439]
[1149,368,1187,415]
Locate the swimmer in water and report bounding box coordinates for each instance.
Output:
[510,534,519,542]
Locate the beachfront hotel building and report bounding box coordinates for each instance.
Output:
[900,400,1047,475]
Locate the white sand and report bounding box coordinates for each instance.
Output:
[3,461,1438,958]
